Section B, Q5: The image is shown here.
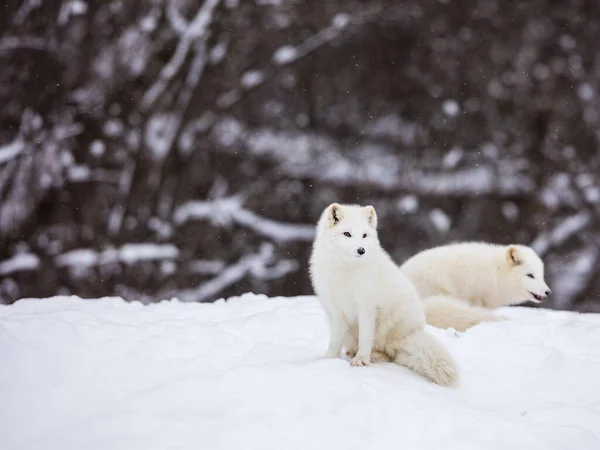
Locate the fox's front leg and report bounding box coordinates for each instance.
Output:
[351,304,376,366]
[344,330,358,357]
[323,308,347,358]
[344,326,389,362]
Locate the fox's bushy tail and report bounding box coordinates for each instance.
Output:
[422,295,500,332]
[394,329,458,386]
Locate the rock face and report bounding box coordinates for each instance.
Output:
[1,0,599,310]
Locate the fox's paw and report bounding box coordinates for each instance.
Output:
[370,351,391,363]
[345,348,357,358]
[350,354,371,367]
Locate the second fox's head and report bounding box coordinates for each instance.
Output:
[316,203,379,260]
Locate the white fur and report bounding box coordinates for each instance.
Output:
[309,203,459,386]
[400,242,551,331]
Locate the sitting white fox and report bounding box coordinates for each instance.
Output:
[309,203,458,386]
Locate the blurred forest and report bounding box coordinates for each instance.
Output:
[1,0,600,311]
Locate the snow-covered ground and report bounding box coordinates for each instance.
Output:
[1,294,600,450]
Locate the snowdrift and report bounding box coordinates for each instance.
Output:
[1,294,599,450]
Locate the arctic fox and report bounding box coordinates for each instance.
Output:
[309,203,458,386]
[400,242,551,332]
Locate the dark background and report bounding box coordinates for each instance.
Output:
[1,0,599,311]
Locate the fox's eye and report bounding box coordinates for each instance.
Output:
[343,232,351,237]
[362,233,367,238]
[527,273,534,279]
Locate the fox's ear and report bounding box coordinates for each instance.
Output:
[363,205,377,229]
[506,245,522,267]
[326,203,343,227]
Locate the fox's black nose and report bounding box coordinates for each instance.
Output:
[357,247,365,255]
[545,289,551,296]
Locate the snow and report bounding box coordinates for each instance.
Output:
[397,194,419,213]
[178,112,216,156]
[55,244,180,268]
[533,63,550,81]
[540,172,580,210]
[0,253,40,276]
[171,244,297,303]
[488,78,505,98]
[363,113,418,145]
[272,45,299,65]
[103,118,124,137]
[550,248,598,309]
[140,14,158,32]
[255,0,281,5]
[188,259,225,274]
[531,212,591,255]
[332,13,350,30]
[442,146,463,168]
[67,164,92,182]
[559,34,576,51]
[271,16,348,67]
[0,137,25,164]
[501,201,519,221]
[58,0,87,25]
[68,0,87,14]
[213,122,532,196]
[145,112,179,160]
[140,0,219,110]
[209,40,228,65]
[173,197,315,243]
[241,70,265,89]
[429,208,451,232]
[213,116,244,146]
[442,99,460,117]
[409,166,495,195]
[1,294,600,450]
[89,139,105,157]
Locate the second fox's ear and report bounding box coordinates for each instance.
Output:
[363,205,377,229]
[506,245,522,267]
[327,203,343,227]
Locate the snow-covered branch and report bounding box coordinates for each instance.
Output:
[66,165,120,184]
[188,259,225,275]
[167,243,298,303]
[107,159,136,235]
[212,120,535,196]
[272,13,352,66]
[216,10,379,110]
[13,0,42,25]
[141,0,220,110]
[55,243,180,268]
[143,39,210,190]
[57,0,87,25]
[0,110,74,238]
[401,167,535,197]
[549,247,598,309]
[173,196,315,243]
[0,253,40,276]
[531,213,592,256]
[0,35,56,53]
[0,138,25,165]
[166,0,189,35]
